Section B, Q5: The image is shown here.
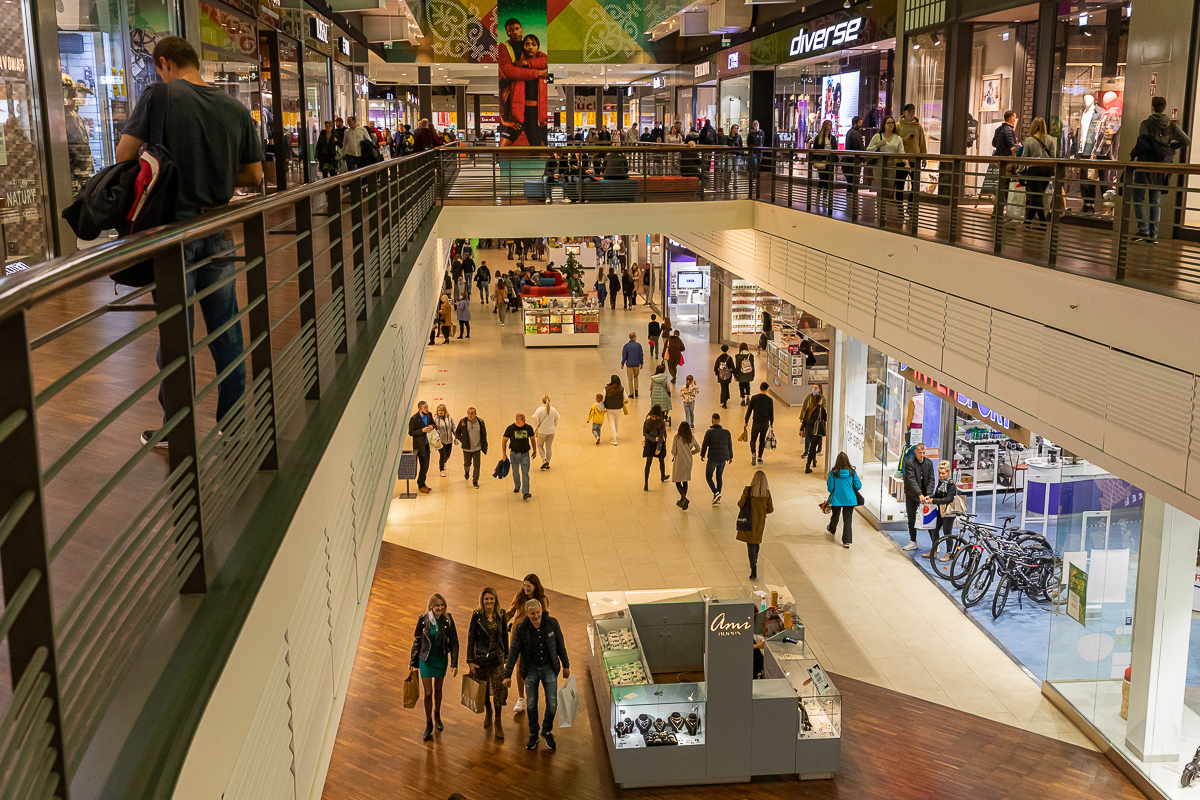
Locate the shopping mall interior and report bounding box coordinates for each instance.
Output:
[8,0,1200,798]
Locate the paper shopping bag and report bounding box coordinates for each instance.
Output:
[557,674,580,728]
[403,673,420,709]
[460,673,488,714]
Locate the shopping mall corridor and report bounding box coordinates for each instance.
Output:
[314,244,1142,798]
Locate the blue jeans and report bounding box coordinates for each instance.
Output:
[511,451,531,494]
[157,231,246,424]
[683,401,695,429]
[523,664,558,737]
[1132,180,1164,238]
[705,459,726,495]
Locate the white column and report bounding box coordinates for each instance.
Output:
[1125,496,1200,761]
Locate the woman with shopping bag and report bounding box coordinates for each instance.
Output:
[409,593,459,742]
[736,470,774,581]
[929,460,965,560]
[466,587,509,739]
[825,452,863,548]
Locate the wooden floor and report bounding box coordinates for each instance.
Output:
[321,544,1145,800]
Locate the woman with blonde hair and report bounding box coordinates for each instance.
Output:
[1020,116,1056,227]
[531,394,560,470]
[434,403,455,477]
[409,592,459,741]
[507,574,549,714]
[467,587,509,739]
[736,470,774,580]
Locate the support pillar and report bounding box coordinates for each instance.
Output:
[750,70,774,146]
[418,66,432,121]
[1125,497,1200,762]
[455,84,467,134]
[565,86,575,138]
[473,94,481,138]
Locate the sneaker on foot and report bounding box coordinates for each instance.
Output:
[712,494,720,505]
[750,456,756,467]
[543,732,556,750]
[140,429,169,449]
[902,542,918,551]
[513,487,520,494]
[843,542,851,548]
[440,470,446,477]
[473,481,479,488]
[526,735,538,750]
[523,492,532,499]
[514,698,526,713]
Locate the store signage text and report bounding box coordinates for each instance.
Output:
[310,17,329,43]
[899,365,1031,446]
[339,37,351,56]
[0,55,27,75]
[727,52,739,70]
[709,612,752,637]
[652,76,665,88]
[789,16,863,57]
[694,62,711,78]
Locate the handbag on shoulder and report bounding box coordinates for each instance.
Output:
[736,501,754,532]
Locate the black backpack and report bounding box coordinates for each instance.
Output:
[63,83,178,287]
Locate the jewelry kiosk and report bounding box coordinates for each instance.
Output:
[587,587,841,788]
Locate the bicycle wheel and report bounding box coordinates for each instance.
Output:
[962,557,997,608]
[1037,555,1064,603]
[991,575,1011,619]
[929,536,963,580]
[949,546,980,589]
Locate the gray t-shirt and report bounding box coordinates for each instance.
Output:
[126,80,264,215]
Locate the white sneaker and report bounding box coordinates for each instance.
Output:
[711,494,720,505]
[902,542,917,551]
[611,440,618,446]
[514,698,526,713]
[545,197,551,204]
[440,470,446,477]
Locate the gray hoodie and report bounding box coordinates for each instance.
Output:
[1139,113,1191,153]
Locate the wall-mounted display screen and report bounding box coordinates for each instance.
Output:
[677,271,704,289]
[820,71,860,146]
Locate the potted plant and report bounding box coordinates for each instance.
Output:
[560,252,586,297]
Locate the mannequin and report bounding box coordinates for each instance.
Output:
[1073,94,1103,212]
[904,387,925,447]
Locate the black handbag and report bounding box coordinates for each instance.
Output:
[736,500,754,532]
[854,488,866,507]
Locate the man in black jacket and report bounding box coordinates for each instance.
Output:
[745,382,775,466]
[992,111,1018,156]
[843,116,866,197]
[408,400,435,493]
[902,443,936,552]
[455,407,488,487]
[503,599,570,751]
[713,345,736,408]
[700,413,734,504]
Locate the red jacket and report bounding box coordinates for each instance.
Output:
[498,41,545,135]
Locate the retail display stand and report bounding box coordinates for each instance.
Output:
[522,296,600,347]
[765,338,829,407]
[587,587,840,788]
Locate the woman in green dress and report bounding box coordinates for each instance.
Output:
[410,592,460,741]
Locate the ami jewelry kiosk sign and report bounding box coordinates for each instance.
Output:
[705,598,754,779]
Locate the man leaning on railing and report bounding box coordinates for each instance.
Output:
[114,36,264,449]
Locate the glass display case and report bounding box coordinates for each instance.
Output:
[522,296,600,346]
[611,682,707,749]
[763,635,842,741]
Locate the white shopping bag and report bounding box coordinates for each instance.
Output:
[914,503,940,530]
[557,674,580,728]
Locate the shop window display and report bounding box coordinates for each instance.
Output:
[1051,1,1127,215]
[904,29,945,155]
[774,47,892,149]
[719,75,750,136]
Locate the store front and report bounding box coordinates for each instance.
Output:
[664,240,711,339]
[718,44,750,135]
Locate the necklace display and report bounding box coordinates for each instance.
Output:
[685,713,701,736]
[667,712,684,732]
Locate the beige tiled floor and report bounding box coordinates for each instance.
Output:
[384,246,1093,750]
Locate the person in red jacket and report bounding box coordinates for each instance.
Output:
[498,18,548,147]
[412,118,440,152]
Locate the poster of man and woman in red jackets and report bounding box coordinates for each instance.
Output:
[496,0,549,147]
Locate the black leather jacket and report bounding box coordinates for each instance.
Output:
[466,608,509,667]
[410,612,460,669]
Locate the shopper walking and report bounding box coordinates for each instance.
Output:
[620,268,634,309]
[642,404,669,490]
[929,459,960,558]
[593,272,608,308]
[734,343,755,404]
[475,261,491,304]
[714,344,735,408]
[531,395,560,471]
[586,393,607,445]
[700,413,733,504]
[801,391,827,473]
[647,314,662,359]
[495,275,510,325]
[408,400,435,493]
[811,120,837,209]
[502,413,538,499]
[1131,96,1191,243]
[434,404,455,477]
[454,407,488,488]
[866,116,905,207]
[736,471,774,581]
[603,375,626,445]
[438,294,454,343]
[629,263,640,306]
[621,333,645,398]
[456,295,472,338]
[743,381,774,467]
[825,452,862,548]
[467,587,508,740]
[679,375,699,429]
[649,364,673,427]
[606,268,620,309]
[1020,117,1056,228]
[799,385,824,458]
[902,443,937,552]
[671,421,701,510]
[895,104,927,210]
[409,592,459,742]
[503,598,570,752]
[664,330,686,384]
[506,575,549,716]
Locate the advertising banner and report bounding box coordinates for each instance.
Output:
[1067,564,1088,626]
[496,4,548,145]
[820,71,859,146]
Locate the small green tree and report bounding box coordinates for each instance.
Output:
[560,252,586,297]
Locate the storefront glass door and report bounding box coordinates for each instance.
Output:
[719,76,749,135]
[304,48,330,182]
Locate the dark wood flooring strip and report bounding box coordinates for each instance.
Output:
[321,543,1145,800]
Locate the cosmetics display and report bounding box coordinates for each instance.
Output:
[521,296,600,346]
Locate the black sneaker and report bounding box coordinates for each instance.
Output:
[141,429,169,449]
[526,735,538,751]
[513,487,520,493]
[523,493,532,499]
[542,732,556,750]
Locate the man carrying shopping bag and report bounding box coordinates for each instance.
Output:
[503,599,570,751]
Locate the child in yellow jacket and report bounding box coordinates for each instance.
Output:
[587,393,607,444]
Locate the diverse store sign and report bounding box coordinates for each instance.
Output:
[788,16,863,57]
[899,365,1031,446]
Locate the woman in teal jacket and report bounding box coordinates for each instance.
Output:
[825,452,862,548]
